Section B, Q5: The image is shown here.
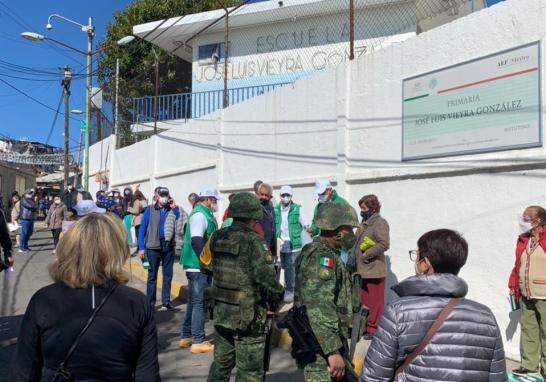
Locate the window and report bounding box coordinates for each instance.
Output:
[198,42,230,65]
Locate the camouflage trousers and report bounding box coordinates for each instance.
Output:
[207,325,266,382]
[303,356,331,382]
[299,352,358,382]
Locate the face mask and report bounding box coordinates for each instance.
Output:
[281,196,291,205]
[211,203,218,213]
[124,190,131,196]
[318,194,329,203]
[519,218,533,234]
[54,199,60,205]
[159,196,169,205]
[361,210,374,221]
[338,230,357,250]
[260,199,270,206]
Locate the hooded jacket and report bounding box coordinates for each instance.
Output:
[361,273,506,382]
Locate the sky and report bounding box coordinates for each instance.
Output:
[0,0,132,151]
[0,0,507,152]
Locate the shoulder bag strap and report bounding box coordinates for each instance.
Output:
[51,284,118,381]
[394,297,460,377]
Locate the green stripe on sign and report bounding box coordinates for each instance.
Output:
[404,94,429,102]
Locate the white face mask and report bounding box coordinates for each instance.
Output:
[54,199,61,205]
[318,194,328,203]
[159,196,169,205]
[281,196,291,205]
[519,217,533,234]
[211,203,218,213]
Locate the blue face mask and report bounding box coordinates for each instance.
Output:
[361,210,374,221]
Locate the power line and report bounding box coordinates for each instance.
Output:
[45,90,64,144]
[0,77,79,121]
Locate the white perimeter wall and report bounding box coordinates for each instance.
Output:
[91,0,546,359]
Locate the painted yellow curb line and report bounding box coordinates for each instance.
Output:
[123,259,188,301]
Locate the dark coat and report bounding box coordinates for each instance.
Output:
[19,196,37,221]
[352,213,390,279]
[361,273,507,382]
[10,281,160,382]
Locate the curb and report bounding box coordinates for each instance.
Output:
[123,259,188,301]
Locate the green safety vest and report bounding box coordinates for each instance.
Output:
[274,202,302,250]
[180,203,218,269]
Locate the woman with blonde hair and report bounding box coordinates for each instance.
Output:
[10,213,160,381]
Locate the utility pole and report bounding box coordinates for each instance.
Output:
[114,58,119,149]
[349,0,355,60]
[62,65,72,190]
[223,8,229,109]
[152,50,159,135]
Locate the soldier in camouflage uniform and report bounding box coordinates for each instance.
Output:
[201,192,284,382]
[294,202,361,381]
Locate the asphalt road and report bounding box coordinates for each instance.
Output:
[0,228,302,381]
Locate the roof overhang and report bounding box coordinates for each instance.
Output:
[133,0,415,62]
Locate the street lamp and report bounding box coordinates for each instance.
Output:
[22,14,95,191]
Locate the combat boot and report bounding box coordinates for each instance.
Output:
[190,341,214,353]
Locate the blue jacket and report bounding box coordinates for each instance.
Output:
[137,204,180,250]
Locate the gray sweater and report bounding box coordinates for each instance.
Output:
[361,273,507,382]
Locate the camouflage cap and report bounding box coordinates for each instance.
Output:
[314,202,358,231]
[227,192,263,220]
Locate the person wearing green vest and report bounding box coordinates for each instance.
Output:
[274,185,309,303]
[179,187,220,354]
[310,179,350,237]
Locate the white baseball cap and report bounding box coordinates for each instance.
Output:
[280,185,293,196]
[74,200,106,216]
[199,187,222,200]
[314,179,332,194]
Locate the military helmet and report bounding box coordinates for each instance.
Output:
[228,192,263,220]
[314,202,358,231]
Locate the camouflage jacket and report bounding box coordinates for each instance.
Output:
[201,221,284,331]
[294,237,360,355]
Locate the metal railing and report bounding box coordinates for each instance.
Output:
[132,82,291,124]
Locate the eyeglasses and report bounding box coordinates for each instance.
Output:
[408,250,418,261]
[280,194,291,198]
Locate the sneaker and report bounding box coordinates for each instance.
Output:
[283,291,294,303]
[178,338,192,348]
[512,367,539,376]
[52,249,56,255]
[190,341,214,354]
[157,303,174,311]
[17,249,26,254]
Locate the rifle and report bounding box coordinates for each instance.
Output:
[263,262,281,381]
[276,305,359,382]
[349,274,368,361]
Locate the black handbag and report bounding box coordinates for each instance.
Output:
[50,284,117,382]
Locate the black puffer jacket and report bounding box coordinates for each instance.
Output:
[361,273,506,382]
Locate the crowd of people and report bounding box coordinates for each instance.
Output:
[4,179,546,381]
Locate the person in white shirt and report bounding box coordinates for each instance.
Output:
[274,185,309,302]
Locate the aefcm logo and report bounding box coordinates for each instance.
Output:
[498,55,530,67]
